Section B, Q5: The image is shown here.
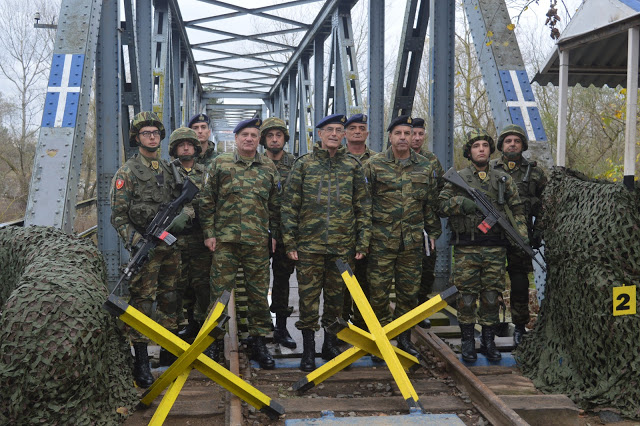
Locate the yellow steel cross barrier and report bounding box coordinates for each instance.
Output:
[103,291,284,422]
[293,259,458,413]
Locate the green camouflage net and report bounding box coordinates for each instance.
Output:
[0,226,138,424]
[516,169,640,418]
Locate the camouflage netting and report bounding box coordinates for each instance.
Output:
[0,226,138,424]
[516,168,640,418]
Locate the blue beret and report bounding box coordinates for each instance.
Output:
[188,113,210,128]
[233,118,263,133]
[387,115,413,132]
[316,113,347,129]
[344,113,368,127]
[411,117,425,129]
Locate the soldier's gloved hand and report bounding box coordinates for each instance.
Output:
[168,211,190,233]
[459,197,479,214]
[127,232,143,251]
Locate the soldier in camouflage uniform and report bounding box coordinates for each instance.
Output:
[343,113,376,328]
[438,129,528,363]
[490,124,547,347]
[365,115,441,359]
[189,113,218,167]
[168,128,213,346]
[410,118,445,328]
[199,118,281,369]
[282,113,371,372]
[260,117,297,349]
[110,111,185,387]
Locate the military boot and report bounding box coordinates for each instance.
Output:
[132,342,154,388]
[251,336,275,369]
[178,308,201,339]
[273,314,297,349]
[321,331,342,360]
[396,330,421,360]
[159,348,177,366]
[204,338,224,363]
[513,324,527,348]
[418,318,432,328]
[300,329,316,372]
[459,324,477,362]
[480,325,502,362]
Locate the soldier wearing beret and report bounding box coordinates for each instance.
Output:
[490,124,547,347]
[110,111,183,387]
[260,117,297,349]
[438,129,528,363]
[410,117,445,328]
[188,113,218,167]
[365,115,441,359]
[281,113,371,372]
[199,118,281,369]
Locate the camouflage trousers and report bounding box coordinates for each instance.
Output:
[367,245,423,327]
[453,245,506,326]
[176,231,212,323]
[295,252,353,331]
[128,243,181,343]
[210,242,272,336]
[417,247,437,304]
[344,257,369,328]
[506,248,533,325]
[269,240,295,317]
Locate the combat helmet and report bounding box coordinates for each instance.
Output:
[129,111,166,146]
[497,124,528,151]
[259,117,289,146]
[463,128,495,159]
[169,127,202,157]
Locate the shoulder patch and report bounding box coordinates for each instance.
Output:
[115,178,125,190]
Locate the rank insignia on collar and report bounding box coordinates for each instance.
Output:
[508,161,516,170]
[478,171,487,180]
[151,161,159,170]
[115,179,124,190]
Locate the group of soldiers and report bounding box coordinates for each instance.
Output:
[110,109,546,387]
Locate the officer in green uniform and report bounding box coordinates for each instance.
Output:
[168,128,213,346]
[189,113,218,166]
[410,117,445,328]
[199,118,281,369]
[281,113,371,372]
[343,113,376,329]
[260,117,297,349]
[110,111,185,387]
[365,115,441,359]
[438,129,528,363]
[490,124,547,347]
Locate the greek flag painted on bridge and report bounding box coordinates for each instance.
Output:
[42,54,84,128]
[500,70,547,142]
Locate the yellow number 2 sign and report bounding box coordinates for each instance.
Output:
[613,285,636,316]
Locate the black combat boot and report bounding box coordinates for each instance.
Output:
[178,308,201,339]
[300,329,316,372]
[159,348,177,366]
[418,318,432,328]
[273,314,297,349]
[459,324,477,362]
[251,336,275,369]
[132,342,154,388]
[204,338,224,363]
[321,331,342,360]
[513,324,526,348]
[480,325,502,362]
[396,330,421,360]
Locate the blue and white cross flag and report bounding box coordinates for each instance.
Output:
[500,69,547,142]
[41,54,84,128]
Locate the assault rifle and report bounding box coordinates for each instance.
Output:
[442,167,546,272]
[110,163,199,295]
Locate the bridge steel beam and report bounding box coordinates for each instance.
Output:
[24,0,103,232]
[368,0,385,152]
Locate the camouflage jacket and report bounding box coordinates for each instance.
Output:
[110,154,180,248]
[196,140,218,167]
[176,162,208,233]
[281,143,371,255]
[199,151,281,246]
[263,151,296,242]
[490,155,547,227]
[419,148,445,193]
[365,148,442,251]
[347,145,376,162]
[438,164,527,246]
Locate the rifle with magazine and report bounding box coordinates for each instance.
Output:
[442,167,546,272]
